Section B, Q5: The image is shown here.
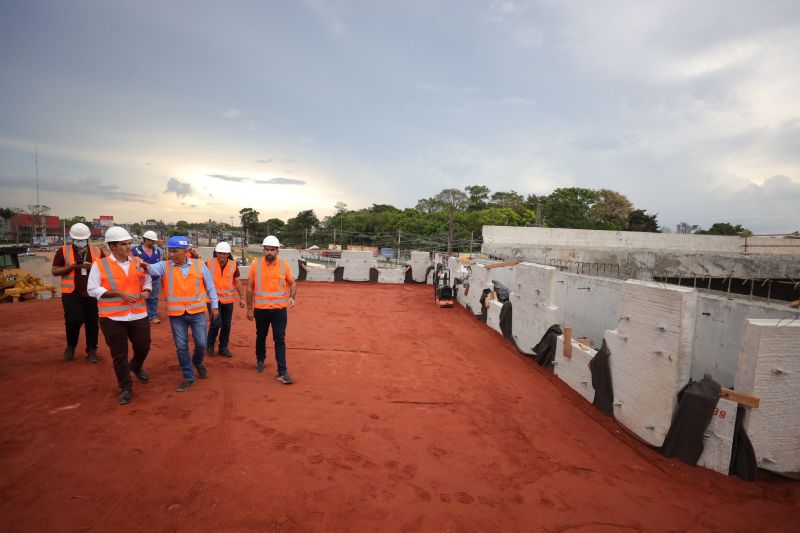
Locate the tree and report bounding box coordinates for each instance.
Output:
[591,189,633,230]
[415,197,442,215]
[464,185,490,211]
[131,223,143,237]
[676,222,699,234]
[695,222,750,236]
[239,207,259,244]
[285,210,320,242]
[626,209,660,232]
[490,191,526,214]
[435,188,468,252]
[540,188,599,229]
[334,201,348,214]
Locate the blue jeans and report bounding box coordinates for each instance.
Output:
[207,302,234,350]
[255,307,288,374]
[146,277,161,319]
[169,312,207,381]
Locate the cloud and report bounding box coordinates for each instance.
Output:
[164,177,194,198]
[0,174,152,203]
[207,173,247,182]
[253,177,306,185]
[255,158,275,164]
[282,158,295,163]
[222,109,242,118]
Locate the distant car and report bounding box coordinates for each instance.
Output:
[21,251,37,257]
[37,246,50,252]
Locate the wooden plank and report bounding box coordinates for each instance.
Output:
[563,327,572,358]
[790,299,799,309]
[720,388,760,409]
[485,259,523,270]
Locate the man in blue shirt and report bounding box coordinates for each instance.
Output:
[131,230,164,323]
[144,236,219,392]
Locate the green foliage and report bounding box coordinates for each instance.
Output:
[540,187,600,229]
[694,222,750,236]
[627,209,660,232]
[465,185,490,211]
[238,207,259,236]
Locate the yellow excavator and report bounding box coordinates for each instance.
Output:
[0,246,57,303]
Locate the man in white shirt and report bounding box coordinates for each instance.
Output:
[88,227,153,405]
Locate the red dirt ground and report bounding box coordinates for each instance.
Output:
[0,282,798,532]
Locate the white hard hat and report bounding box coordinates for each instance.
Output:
[262,235,281,247]
[214,241,232,254]
[69,223,91,240]
[142,230,158,241]
[105,226,133,243]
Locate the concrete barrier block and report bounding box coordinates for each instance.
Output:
[378,268,405,284]
[554,336,596,403]
[342,260,377,282]
[605,282,698,447]
[735,319,800,476]
[696,398,737,476]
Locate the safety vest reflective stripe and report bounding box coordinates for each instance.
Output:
[207,259,236,303]
[164,259,209,316]
[97,256,146,317]
[61,245,101,294]
[253,258,290,309]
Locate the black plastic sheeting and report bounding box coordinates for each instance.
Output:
[588,339,614,416]
[478,289,492,323]
[533,325,563,368]
[661,375,721,466]
[499,301,513,341]
[369,267,379,282]
[333,266,344,282]
[296,260,308,281]
[729,404,759,480]
[492,281,510,302]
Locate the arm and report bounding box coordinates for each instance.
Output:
[51,248,73,277]
[201,262,219,310]
[145,260,167,278]
[246,273,255,321]
[287,277,297,309]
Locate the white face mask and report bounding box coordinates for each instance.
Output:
[73,239,88,248]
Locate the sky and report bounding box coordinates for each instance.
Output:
[1,0,799,233]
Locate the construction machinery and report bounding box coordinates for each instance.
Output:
[0,246,57,303]
[433,263,454,308]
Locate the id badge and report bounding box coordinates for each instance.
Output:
[81,268,87,276]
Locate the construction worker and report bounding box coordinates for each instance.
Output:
[131,230,163,324]
[87,226,152,405]
[51,222,105,363]
[206,241,245,357]
[247,235,296,384]
[144,236,218,392]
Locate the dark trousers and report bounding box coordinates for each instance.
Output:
[99,317,151,391]
[62,293,99,350]
[255,307,288,374]
[207,302,234,349]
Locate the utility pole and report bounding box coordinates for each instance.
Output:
[304,227,308,249]
[398,228,401,265]
[470,231,473,255]
[208,218,212,246]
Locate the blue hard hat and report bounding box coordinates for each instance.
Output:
[167,236,190,249]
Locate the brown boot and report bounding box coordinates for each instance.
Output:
[87,348,98,364]
[63,346,76,361]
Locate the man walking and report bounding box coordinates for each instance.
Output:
[87,226,152,405]
[247,235,296,384]
[206,241,244,357]
[132,230,163,324]
[146,236,218,392]
[51,222,104,363]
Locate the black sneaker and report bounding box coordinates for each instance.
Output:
[196,366,208,379]
[63,346,75,361]
[118,390,133,405]
[256,361,265,373]
[217,347,233,358]
[206,344,215,356]
[133,368,149,383]
[86,348,98,364]
[276,372,293,384]
[176,380,194,392]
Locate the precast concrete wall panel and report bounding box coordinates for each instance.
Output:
[408,251,432,283]
[486,300,504,335]
[735,319,800,476]
[513,263,557,306]
[692,296,799,388]
[696,398,737,476]
[337,251,378,282]
[554,272,624,347]
[605,281,698,447]
[462,264,490,315]
[510,292,559,355]
[304,267,334,282]
[378,268,405,284]
[279,249,303,265]
[554,336,596,403]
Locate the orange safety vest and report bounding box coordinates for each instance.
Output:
[162,259,210,316]
[206,258,237,304]
[60,244,102,294]
[96,256,147,318]
[253,257,291,309]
